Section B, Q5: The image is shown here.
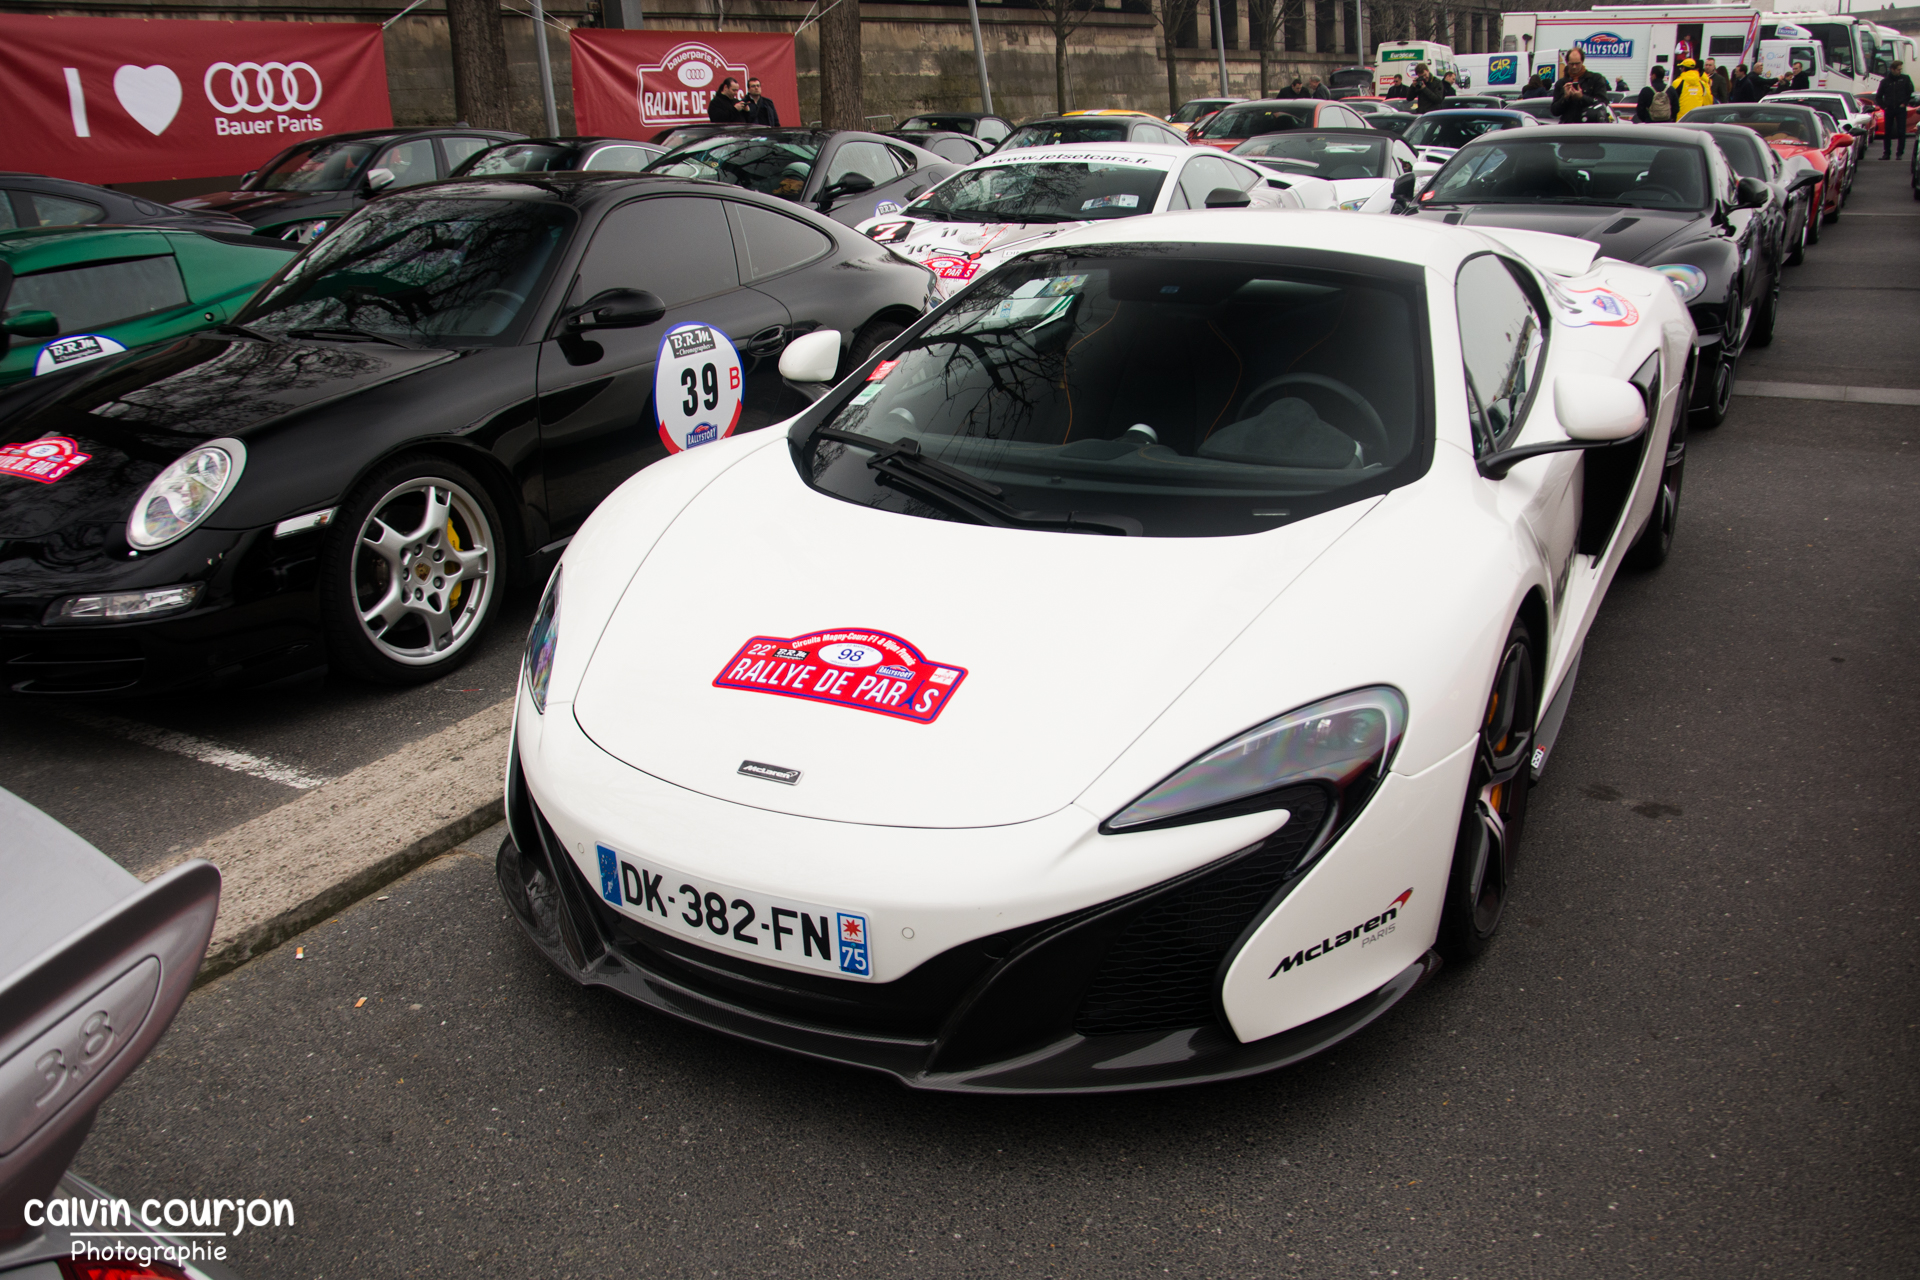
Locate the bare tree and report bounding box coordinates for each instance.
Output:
[818,0,863,129]
[1152,0,1202,115]
[1036,0,1097,113]
[446,0,511,129]
[1249,0,1306,94]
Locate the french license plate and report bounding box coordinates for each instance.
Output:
[593,844,872,979]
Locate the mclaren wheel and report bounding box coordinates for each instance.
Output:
[1439,618,1537,961]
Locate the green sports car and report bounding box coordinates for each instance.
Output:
[0,226,297,386]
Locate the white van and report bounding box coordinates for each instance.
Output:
[1374,41,1458,94]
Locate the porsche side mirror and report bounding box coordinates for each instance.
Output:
[1831,132,1853,149]
[816,172,875,209]
[1,309,59,341]
[1734,176,1770,208]
[563,288,667,332]
[240,169,259,188]
[777,328,843,386]
[1478,374,1647,479]
[1204,186,1254,209]
[1391,170,1419,207]
[365,167,398,192]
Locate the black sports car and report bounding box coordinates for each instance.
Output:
[1677,119,1821,273]
[451,136,666,177]
[0,175,934,696]
[1396,124,1775,427]
[0,172,249,235]
[643,129,960,227]
[171,127,524,243]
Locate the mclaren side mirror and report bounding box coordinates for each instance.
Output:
[562,288,667,332]
[1391,170,1419,206]
[816,172,875,209]
[365,167,398,192]
[1787,171,1822,193]
[1478,375,1647,479]
[777,328,843,386]
[1204,186,1254,209]
[1,309,59,341]
[1735,176,1770,208]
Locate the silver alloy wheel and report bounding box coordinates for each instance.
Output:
[351,477,495,667]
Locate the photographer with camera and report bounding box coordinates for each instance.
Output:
[1551,49,1613,124]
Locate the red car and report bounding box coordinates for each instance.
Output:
[1189,99,1373,150]
[1685,102,1852,248]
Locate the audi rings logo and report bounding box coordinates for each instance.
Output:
[203,62,323,114]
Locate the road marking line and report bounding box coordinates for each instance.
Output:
[1734,380,1920,406]
[60,710,333,790]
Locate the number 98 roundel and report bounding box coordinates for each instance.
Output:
[654,322,745,454]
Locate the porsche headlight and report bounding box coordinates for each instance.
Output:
[126,440,245,550]
[277,219,332,245]
[523,567,561,713]
[1651,264,1708,301]
[1105,686,1407,834]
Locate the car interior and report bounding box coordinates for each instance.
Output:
[1433,140,1709,209]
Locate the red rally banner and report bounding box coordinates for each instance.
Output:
[0,16,390,185]
[571,30,799,138]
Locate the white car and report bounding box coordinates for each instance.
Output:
[853,143,1299,298]
[500,212,1694,1093]
[1399,108,1544,181]
[1231,129,1419,212]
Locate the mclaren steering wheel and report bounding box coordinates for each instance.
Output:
[1238,373,1391,464]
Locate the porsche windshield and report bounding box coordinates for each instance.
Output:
[1426,138,1710,210]
[800,252,1429,538]
[252,139,380,192]
[913,161,1168,222]
[1001,121,1131,148]
[645,135,819,197]
[242,195,571,344]
[1234,135,1390,178]
[1195,104,1315,141]
[1402,114,1520,150]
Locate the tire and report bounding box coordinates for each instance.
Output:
[319,454,505,685]
[1806,196,1823,245]
[1624,414,1686,571]
[1786,208,1806,265]
[838,318,907,381]
[1438,617,1537,962]
[1749,268,1778,348]
[1824,193,1842,224]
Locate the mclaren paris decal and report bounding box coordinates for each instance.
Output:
[1269,888,1413,978]
[595,843,873,977]
[1554,287,1640,328]
[34,334,126,376]
[713,628,968,724]
[0,437,92,484]
[654,323,743,453]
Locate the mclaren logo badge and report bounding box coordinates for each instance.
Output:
[739,760,802,785]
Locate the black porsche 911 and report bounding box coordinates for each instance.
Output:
[1396,124,1776,427]
[0,174,934,696]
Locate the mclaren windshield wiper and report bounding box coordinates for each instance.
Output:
[813,428,1141,536]
[285,325,419,349]
[215,321,280,343]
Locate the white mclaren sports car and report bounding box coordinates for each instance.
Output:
[499,212,1695,1093]
[852,143,1301,299]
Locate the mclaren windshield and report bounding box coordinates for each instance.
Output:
[1425,138,1711,210]
[1402,113,1525,150]
[1234,134,1392,178]
[798,251,1429,538]
[241,194,572,345]
[911,159,1168,223]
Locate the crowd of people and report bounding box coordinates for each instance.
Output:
[706,76,782,126]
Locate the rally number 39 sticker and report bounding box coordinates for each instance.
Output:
[713,627,968,724]
[0,436,92,484]
[654,322,743,453]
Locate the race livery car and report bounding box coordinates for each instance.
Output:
[497,211,1694,1093]
[854,144,1299,298]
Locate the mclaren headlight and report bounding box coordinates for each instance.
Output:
[523,567,561,713]
[1104,686,1408,834]
[1651,263,1708,301]
[1337,196,1370,211]
[126,440,245,550]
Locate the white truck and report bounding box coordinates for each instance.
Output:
[1453,52,1536,91]
[1498,2,1898,98]
[1372,40,1459,94]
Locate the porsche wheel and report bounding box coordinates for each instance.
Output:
[320,455,503,685]
[1690,344,1736,430]
[1439,619,1536,961]
[839,318,906,380]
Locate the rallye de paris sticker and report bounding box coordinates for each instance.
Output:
[713,627,968,724]
[923,255,980,282]
[594,843,874,977]
[1552,287,1640,328]
[654,322,743,453]
[34,334,126,377]
[0,436,92,484]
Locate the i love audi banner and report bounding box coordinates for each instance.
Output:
[571,30,799,136]
[0,16,390,185]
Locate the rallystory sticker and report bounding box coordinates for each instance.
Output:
[713,628,969,724]
[654,323,744,453]
[0,436,93,484]
[34,334,126,377]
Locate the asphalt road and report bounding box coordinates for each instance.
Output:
[50,158,1920,1279]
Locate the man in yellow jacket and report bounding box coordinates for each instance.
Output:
[1672,58,1714,118]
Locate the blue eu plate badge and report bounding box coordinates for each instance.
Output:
[836,912,870,976]
[597,845,622,904]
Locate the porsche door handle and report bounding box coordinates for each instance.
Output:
[744,325,787,356]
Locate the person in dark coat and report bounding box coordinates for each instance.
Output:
[1786,61,1811,91]
[708,78,748,123]
[1408,64,1450,113]
[1551,50,1612,123]
[1731,64,1766,102]
[1521,69,1554,98]
[1384,74,1413,101]
[744,77,780,126]
[1306,75,1332,99]
[1635,65,1678,122]
[1287,76,1306,97]
[1878,62,1914,159]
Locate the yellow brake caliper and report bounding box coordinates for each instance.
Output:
[447,519,465,612]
